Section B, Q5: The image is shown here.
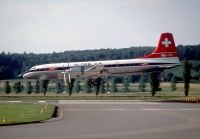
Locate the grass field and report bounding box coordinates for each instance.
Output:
[0,82,199,101]
[0,103,55,125]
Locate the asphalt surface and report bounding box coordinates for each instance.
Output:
[1,100,200,139]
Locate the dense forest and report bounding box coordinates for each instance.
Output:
[0,45,200,80]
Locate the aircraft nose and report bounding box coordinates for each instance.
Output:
[22,73,27,79]
[23,73,31,79]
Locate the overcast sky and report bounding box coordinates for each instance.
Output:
[0,0,200,53]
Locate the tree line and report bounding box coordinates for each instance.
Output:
[0,45,200,80]
[2,77,129,96]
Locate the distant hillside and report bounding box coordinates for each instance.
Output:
[0,45,200,80]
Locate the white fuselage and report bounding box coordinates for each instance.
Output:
[23,57,180,80]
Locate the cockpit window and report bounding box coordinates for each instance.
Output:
[30,66,37,70]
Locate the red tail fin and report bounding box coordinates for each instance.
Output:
[144,33,178,58]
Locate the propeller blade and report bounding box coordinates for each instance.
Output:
[63,72,67,85]
[68,70,71,83]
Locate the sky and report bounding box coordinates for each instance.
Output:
[0,0,200,53]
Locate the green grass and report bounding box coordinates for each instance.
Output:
[0,82,199,101]
[0,103,55,125]
[0,90,197,101]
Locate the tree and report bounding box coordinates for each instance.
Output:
[149,72,160,96]
[56,80,64,93]
[13,81,22,94]
[183,59,191,96]
[4,81,11,94]
[94,78,102,96]
[40,80,49,96]
[25,81,33,94]
[165,73,174,81]
[111,78,117,93]
[84,79,92,93]
[139,74,146,92]
[74,80,81,93]
[171,76,178,91]
[34,80,40,93]
[131,75,141,83]
[100,79,106,94]
[56,81,61,94]
[122,76,130,93]
[67,79,75,96]
[105,79,110,93]
[20,82,23,93]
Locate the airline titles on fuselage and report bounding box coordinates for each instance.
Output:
[73,62,103,67]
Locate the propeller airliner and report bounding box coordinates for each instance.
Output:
[22,33,180,84]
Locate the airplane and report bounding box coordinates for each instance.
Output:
[22,32,181,84]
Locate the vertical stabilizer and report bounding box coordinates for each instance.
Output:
[144,33,178,58]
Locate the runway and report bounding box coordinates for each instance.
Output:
[0,100,200,139]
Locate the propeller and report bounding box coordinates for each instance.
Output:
[63,69,71,84]
[68,60,71,83]
[68,69,71,83]
[63,60,71,84]
[63,71,67,84]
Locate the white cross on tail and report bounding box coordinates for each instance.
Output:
[162,38,171,47]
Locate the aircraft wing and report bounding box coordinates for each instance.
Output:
[85,64,110,75]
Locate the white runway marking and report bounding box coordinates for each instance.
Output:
[62,108,200,111]
[3,101,22,103]
[38,101,46,103]
[59,100,161,105]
